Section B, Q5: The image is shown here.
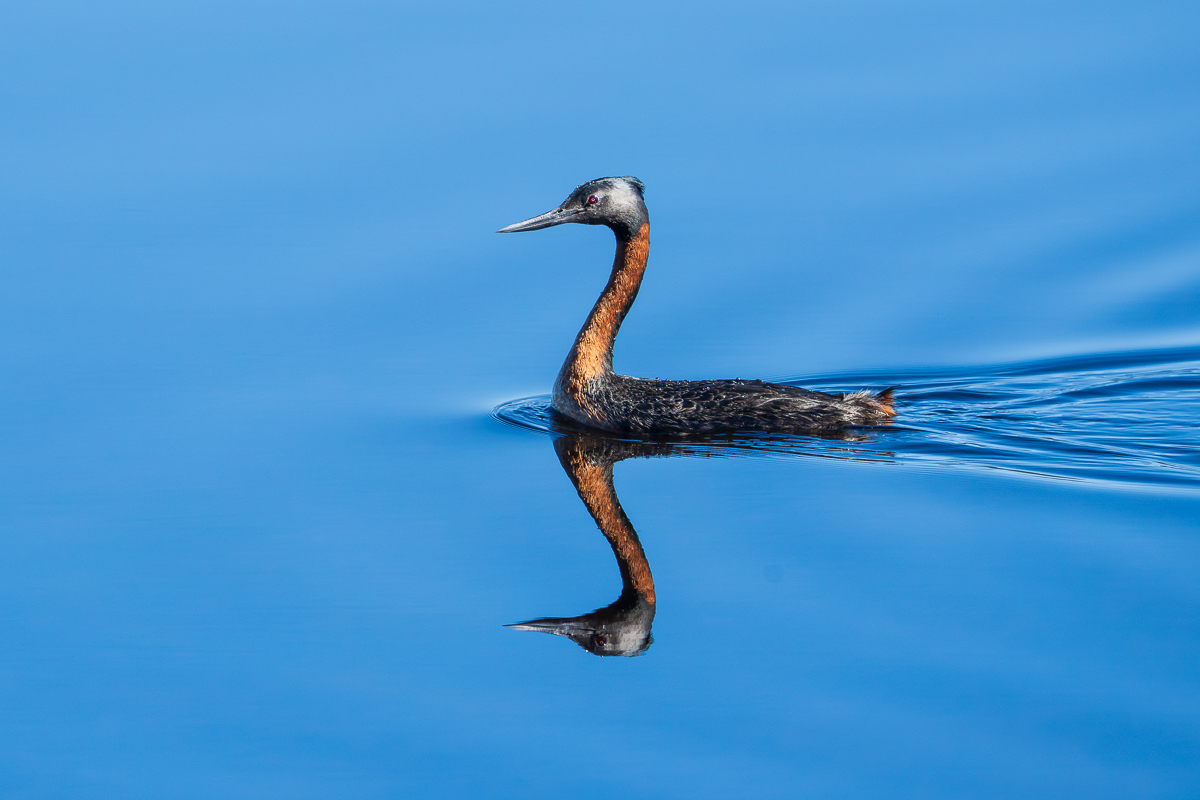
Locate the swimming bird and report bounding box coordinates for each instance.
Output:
[498,177,895,435]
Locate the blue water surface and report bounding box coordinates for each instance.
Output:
[2,1,1199,798]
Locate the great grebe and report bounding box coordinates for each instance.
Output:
[498,176,895,435]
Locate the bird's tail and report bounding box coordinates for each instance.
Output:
[842,386,897,418]
[871,387,897,417]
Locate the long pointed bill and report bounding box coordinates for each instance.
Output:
[496,204,585,233]
[504,617,587,636]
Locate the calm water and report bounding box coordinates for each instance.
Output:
[2,1,1199,798]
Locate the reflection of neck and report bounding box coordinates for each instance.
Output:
[555,222,650,393]
[555,435,655,606]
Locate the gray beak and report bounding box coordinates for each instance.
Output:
[504,618,585,636]
[497,204,586,233]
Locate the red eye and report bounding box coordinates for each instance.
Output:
[587,195,599,205]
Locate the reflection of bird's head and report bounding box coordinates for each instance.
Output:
[507,595,654,657]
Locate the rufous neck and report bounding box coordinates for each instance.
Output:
[559,222,650,384]
[556,440,655,605]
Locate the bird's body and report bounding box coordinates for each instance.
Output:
[556,374,892,436]
[499,177,895,435]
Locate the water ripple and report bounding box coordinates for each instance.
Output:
[493,346,1200,489]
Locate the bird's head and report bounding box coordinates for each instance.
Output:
[497,176,647,240]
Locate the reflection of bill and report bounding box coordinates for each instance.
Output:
[507,431,657,657]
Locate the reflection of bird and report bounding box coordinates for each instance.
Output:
[499,176,896,435]
[507,432,658,657]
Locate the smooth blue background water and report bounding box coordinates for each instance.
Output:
[2,1,1199,797]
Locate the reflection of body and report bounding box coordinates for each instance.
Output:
[507,424,892,657]
[499,176,895,435]
[508,432,660,657]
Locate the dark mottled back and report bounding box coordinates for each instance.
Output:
[590,376,895,435]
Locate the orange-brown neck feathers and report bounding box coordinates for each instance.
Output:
[562,448,655,605]
[566,222,650,383]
